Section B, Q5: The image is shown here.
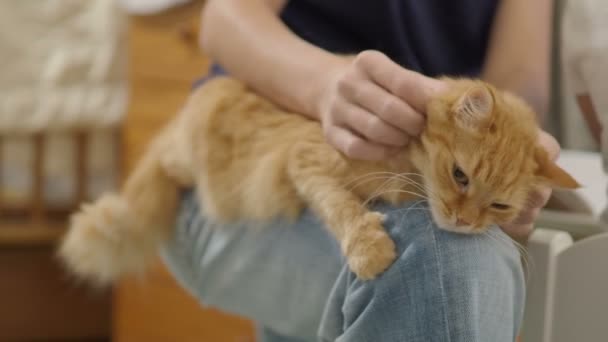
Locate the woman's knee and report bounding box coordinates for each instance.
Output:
[409,224,525,340]
[379,206,526,339]
[325,205,525,341]
[381,203,524,292]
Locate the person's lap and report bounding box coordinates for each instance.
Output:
[162,190,342,339]
[161,191,525,341]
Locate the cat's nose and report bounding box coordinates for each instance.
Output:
[456,218,470,226]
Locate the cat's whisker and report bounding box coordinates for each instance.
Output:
[352,171,426,190]
[363,189,429,207]
[486,229,527,257]
[423,220,435,233]
[363,177,402,206]
[343,172,397,187]
[483,230,521,258]
[423,184,439,196]
[375,189,428,200]
[390,175,436,199]
[374,174,406,192]
[389,206,432,218]
[343,172,431,209]
[390,173,428,193]
[395,172,424,180]
[383,200,432,234]
[370,172,425,188]
[395,202,431,218]
[344,173,416,192]
[484,229,534,282]
[344,171,413,185]
[511,240,533,278]
[366,172,426,202]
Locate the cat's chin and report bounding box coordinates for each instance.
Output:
[435,223,479,235]
[429,204,479,235]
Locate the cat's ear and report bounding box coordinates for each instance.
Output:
[452,85,494,129]
[534,147,580,189]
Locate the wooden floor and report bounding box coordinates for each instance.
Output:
[113,2,257,341]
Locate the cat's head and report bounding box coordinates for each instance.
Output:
[413,79,579,234]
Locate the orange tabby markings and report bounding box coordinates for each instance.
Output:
[342,212,396,280]
[58,77,579,286]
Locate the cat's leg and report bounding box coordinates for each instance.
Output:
[287,142,396,280]
[59,123,182,285]
[158,110,196,186]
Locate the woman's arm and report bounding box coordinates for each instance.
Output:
[577,94,602,144]
[481,0,557,241]
[200,0,444,161]
[482,0,554,117]
[200,0,344,119]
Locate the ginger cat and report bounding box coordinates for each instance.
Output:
[58,76,579,285]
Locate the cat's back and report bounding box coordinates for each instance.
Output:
[187,77,322,221]
[189,77,316,137]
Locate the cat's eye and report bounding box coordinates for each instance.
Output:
[491,203,510,210]
[452,165,469,187]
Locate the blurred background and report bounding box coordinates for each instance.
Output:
[0,0,600,341]
[0,0,256,341]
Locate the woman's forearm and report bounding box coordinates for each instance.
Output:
[481,0,554,118]
[200,0,346,119]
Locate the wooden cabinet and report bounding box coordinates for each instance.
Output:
[0,245,111,341]
[114,2,257,341]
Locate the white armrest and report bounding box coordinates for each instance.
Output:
[551,232,608,342]
[521,228,573,342]
[522,228,608,342]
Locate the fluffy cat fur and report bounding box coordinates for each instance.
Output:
[58,76,579,285]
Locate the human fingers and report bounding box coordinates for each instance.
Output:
[323,124,398,161]
[353,50,447,113]
[338,78,425,137]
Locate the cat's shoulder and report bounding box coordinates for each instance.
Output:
[191,76,249,100]
[184,76,266,116]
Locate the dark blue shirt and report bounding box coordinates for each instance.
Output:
[203,0,498,84]
[280,0,498,77]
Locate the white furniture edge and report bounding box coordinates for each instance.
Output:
[521,228,574,342]
[523,228,608,342]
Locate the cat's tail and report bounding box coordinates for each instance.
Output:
[58,123,188,287]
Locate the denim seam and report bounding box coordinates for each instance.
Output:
[430,229,452,342]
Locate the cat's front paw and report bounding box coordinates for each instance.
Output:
[343,212,397,280]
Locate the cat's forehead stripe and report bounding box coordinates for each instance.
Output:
[497,143,529,191]
[474,134,527,191]
[427,131,451,148]
[501,165,522,190]
[471,155,484,178]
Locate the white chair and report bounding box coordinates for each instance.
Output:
[521,151,608,341]
[523,229,608,342]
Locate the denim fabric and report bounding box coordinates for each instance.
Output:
[161,191,525,341]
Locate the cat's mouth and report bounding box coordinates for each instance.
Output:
[434,217,477,234]
[429,199,482,235]
[442,218,482,235]
[428,199,462,232]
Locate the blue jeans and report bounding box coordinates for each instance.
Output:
[162,191,525,341]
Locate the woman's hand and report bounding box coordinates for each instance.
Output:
[317,50,446,161]
[500,130,560,242]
